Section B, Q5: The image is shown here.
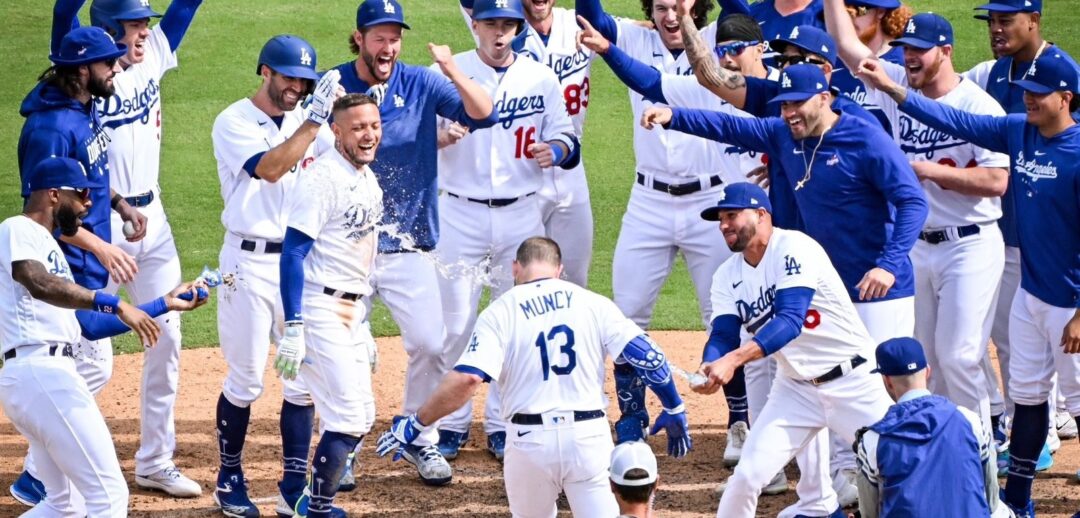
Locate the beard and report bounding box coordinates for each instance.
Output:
[909,53,945,90]
[338,141,374,168]
[87,73,114,97]
[361,50,393,82]
[56,204,83,237]
[728,223,756,252]
[268,81,301,112]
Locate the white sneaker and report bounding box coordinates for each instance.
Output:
[714,470,787,497]
[1047,427,1062,454]
[833,469,858,508]
[1056,411,1078,440]
[136,466,202,498]
[723,421,748,467]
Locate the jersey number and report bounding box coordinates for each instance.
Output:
[514,126,537,159]
[535,324,576,381]
[564,78,591,116]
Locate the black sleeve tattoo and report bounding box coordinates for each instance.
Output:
[12,260,96,310]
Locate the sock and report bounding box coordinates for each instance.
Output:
[308,431,361,517]
[1004,402,1049,508]
[991,413,1001,436]
[217,393,250,478]
[1075,416,1079,443]
[279,400,315,496]
[725,365,749,425]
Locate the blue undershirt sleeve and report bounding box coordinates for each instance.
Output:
[866,131,929,276]
[620,335,684,411]
[51,0,85,56]
[243,152,265,179]
[703,314,742,363]
[899,91,1011,154]
[280,227,315,322]
[601,45,667,104]
[753,287,815,355]
[76,297,169,341]
[159,0,204,52]
[575,0,620,43]
[668,107,777,154]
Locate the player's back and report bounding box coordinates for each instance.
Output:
[481,278,641,418]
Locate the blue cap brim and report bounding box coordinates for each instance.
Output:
[768,91,820,104]
[847,0,901,8]
[358,17,411,29]
[974,3,1036,13]
[889,37,936,49]
[266,64,321,81]
[49,43,128,66]
[1012,79,1056,94]
[117,7,162,20]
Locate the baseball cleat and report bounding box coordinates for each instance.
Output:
[714,470,787,497]
[833,469,858,508]
[402,444,453,486]
[213,472,260,518]
[287,486,348,518]
[723,421,748,467]
[1056,411,1078,440]
[9,470,46,507]
[337,451,357,493]
[136,466,203,498]
[998,443,1055,477]
[1047,427,1062,454]
[437,429,469,460]
[487,432,506,461]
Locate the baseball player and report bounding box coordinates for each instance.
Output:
[210,35,340,517]
[576,0,728,445]
[0,156,208,517]
[376,236,692,518]
[827,5,1010,429]
[459,0,596,288]
[716,0,823,43]
[855,337,1010,518]
[22,0,209,500]
[688,182,893,518]
[433,0,580,462]
[275,93,384,518]
[328,0,498,484]
[857,48,1080,518]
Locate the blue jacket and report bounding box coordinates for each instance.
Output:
[19,81,112,290]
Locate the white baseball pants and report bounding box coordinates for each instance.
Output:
[503,414,618,518]
[536,162,593,288]
[989,245,1022,418]
[1,351,128,517]
[1007,288,1080,416]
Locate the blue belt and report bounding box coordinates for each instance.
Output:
[124,191,155,208]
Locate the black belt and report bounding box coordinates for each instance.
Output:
[810,355,867,386]
[636,173,723,196]
[124,191,155,208]
[323,286,362,301]
[918,224,980,245]
[3,344,73,361]
[240,239,283,254]
[511,409,605,425]
[446,191,535,208]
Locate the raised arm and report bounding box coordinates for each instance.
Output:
[575,0,620,43]
[678,5,749,108]
[577,18,668,103]
[663,106,777,153]
[51,0,86,56]
[823,0,876,72]
[429,44,497,128]
[158,0,205,52]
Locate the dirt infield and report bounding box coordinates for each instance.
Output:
[0,331,1076,517]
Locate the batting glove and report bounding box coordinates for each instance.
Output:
[375,414,427,461]
[305,70,341,126]
[649,405,692,458]
[274,321,306,380]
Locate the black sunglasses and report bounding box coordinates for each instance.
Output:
[776,54,829,67]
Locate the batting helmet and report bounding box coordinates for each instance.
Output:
[90,0,161,37]
[472,0,525,21]
[256,35,320,82]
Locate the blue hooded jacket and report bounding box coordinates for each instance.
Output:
[19,80,112,290]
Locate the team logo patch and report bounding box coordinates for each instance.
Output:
[789,27,800,39]
[383,0,396,13]
[495,0,509,7]
[467,334,479,352]
[784,254,802,276]
[300,47,312,66]
[906,20,916,34]
[393,94,405,108]
[781,73,792,89]
[826,154,839,166]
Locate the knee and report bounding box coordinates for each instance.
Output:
[155,311,182,347]
[222,381,261,408]
[402,325,446,359]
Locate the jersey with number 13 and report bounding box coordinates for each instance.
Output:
[456,278,643,418]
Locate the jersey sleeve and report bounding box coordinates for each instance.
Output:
[595,296,648,359]
[454,303,508,381]
[956,92,1011,168]
[0,219,44,267]
[862,60,906,130]
[865,132,928,275]
[212,111,269,179]
[284,164,334,238]
[661,74,733,110]
[741,76,779,117]
[856,428,883,518]
[709,264,740,323]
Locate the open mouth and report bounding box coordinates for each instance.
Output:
[530,0,549,9]
[663,21,680,35]
[991,36,1008,50]
[358,142,376,152]
[283,90,299,105]
[906,62,923,76]
[786,117,804,130]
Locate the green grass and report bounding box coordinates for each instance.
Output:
[0,1,1077,353]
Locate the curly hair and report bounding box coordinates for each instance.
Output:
[640,0,715,29]
[845,4,913,40]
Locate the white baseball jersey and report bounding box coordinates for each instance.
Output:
[710,228,875,380]
[864,63,1010,228]
[434,52,575,199]
[212,100,326,240]
[457,278,643,417]
[616,20,719,180]
[960,59,997,90]
[95,26,176,197]
[0,215,80,351]
[285,150,383,295]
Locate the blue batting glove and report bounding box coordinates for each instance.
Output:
[375,414,426,461]
[649,405,692,458]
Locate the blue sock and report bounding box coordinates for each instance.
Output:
[279,400,315,496]
[1005,402,1049,508]
[308,431,361,517]
[725,366,749,425]
[216,393,250,477]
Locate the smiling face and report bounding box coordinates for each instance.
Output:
[1023,89,1071,127]
[902,45,948,90]
[715,39,763,73]
[522,0,554,24]
[716,208,759,252]
[355,24,403,83]
[333,102,382,168]
[781,93,830,140]
[265,69,308,112]
[473,18,521,67]
[986,12,1039,58]
[650,0,684,50]
[116,18,151,66]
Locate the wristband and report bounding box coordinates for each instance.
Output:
[110,194,123,210]
[549,142,566,166]
[663,403,687,415]
[93,291,121,314]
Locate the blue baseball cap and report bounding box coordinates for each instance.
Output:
[771,25,837,65]
[700,182,772,220]
[847,0,901,8]
[1013,49,1080,95]
[472,0,525,21]
[27,157,94,192]
[975,0,1041,15]
[356,0,411,30]
[872,337,928,375]
[49,26,127,67]
[890,13,953,50]
[768,64,830,104]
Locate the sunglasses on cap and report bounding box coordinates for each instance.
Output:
[852,5,871,17]
[776,54,829,68]
[58,186,91,201]
[714,41,760,58]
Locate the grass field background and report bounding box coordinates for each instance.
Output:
[0,0,1076,353]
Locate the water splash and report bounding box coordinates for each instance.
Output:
[376,221,504,290]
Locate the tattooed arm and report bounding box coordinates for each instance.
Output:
[678,7,748,109]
